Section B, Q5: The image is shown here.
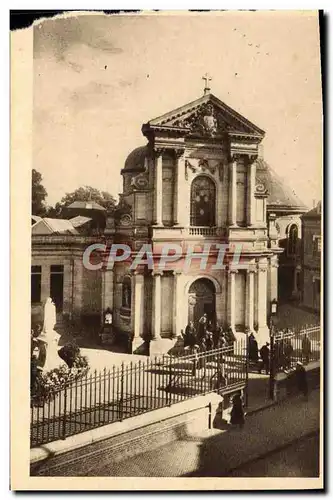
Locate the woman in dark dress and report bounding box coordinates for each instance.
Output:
[230,393,245,428]
[184,321,197,348]
[248,332,259,363]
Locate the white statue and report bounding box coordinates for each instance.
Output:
[36,297,61,372]
[43,297,57,334]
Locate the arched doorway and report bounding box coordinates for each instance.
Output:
[188,278,216,326]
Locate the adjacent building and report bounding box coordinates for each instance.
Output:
[301,201,322,312]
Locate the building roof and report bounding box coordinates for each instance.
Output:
[32,218,78,235]
[67,201,106,211]
[301,201,322,219]
[70,215,93,228]
[31,215,42,225]
[122,145,148,173]
[256,158,308,214]
[43,218,78,234]
[144,93,265,137]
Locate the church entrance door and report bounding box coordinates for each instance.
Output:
[188,278,216,327]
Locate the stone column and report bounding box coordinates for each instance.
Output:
[229,158,237,226]
[132,271,144,338]
[172,270,183,336]
[104,269,114,312]
[173,150,184,226]
[227,268,237,334]
[268,255,278,306]
[73,259,83,322]
[152,270,162,339]
[153,148,163,226]
[247,158,256,226]
[256,258,269,346]
[41,263,50,304]
[246,268,255,332]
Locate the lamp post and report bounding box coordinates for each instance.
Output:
[269,298,278,400]
[244,328,250,408]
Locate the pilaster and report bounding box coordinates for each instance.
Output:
[173,149,185,226]
[172,270,183,336]
[153,148,163,226]
[131,271,145,338]
[229,157,237,226]
[256,258,269,346]
[245,267,256,332]
[152,270,163,339]
[227,267,238,333]
[247,158,256,226]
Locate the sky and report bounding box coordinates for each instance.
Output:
[33,11,323,208]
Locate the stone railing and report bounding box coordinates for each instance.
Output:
[187,226,218,236]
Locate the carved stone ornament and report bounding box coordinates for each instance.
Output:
[174,149,184,159]
[188,295,197,306]
[119,213,132,227]
[185,158,217,179]
[131,172,149,190]
[255,175,268,194]
[173,102,228,138]
[114,199,133,225]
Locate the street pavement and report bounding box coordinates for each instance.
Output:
[89,389,320,477]
[229,432,319,477]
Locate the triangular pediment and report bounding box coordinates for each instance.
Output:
[146,93,265,139]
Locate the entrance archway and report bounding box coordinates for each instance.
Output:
[188,278,216,326]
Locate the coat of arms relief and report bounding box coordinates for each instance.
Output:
[174,103,222,137]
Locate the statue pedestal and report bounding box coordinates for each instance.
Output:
[37,330,63,372]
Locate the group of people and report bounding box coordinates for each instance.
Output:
[248,331,313,375]
[182,314,236,352]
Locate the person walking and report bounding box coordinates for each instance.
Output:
[302,334,312,365]
[230,393,245,429]
[259,342,270,375]
[198,313,208,342]
[205,325,214,351]
[295,361,309,400]
[213,323,222,349]
[248,332,259,363]
[283,338,294,370]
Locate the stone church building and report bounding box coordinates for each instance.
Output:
[31,86,308,352]
[105,88,283,351]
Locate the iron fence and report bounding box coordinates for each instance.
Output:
[30,341,247,448]
[272,324,321,372]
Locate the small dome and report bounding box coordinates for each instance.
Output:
[256,158,308,213]
[122,146,147,173]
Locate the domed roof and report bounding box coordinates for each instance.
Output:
[122,146,147,173]
[256,158,308,213]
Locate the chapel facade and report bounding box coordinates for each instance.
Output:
[106,88,282,351]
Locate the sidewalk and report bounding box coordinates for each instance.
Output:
[89,389,320,477]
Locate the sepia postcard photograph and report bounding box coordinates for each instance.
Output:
[10,8,323,491]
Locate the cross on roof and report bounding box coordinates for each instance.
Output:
[202,73,212,94]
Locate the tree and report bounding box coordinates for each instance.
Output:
[46,186,117,217]
[31,169,48,216]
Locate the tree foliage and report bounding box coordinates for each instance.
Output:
[31,169,48,216]
[46,186,117,218]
